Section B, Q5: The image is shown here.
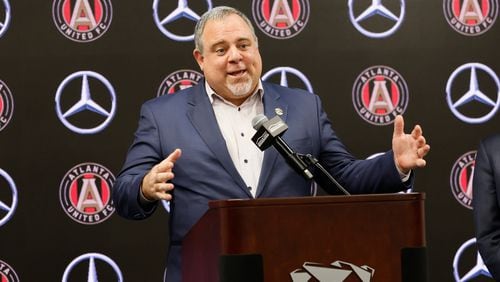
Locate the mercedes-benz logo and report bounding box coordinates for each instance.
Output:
[446,62,500,124]
[62,252,123,282]
[0,168,17,227]
[153,0,212,41]
[55,71,117,134]
[348,0,405,38]
[0,0,11,38]
[262,66,314,93]
[453,238,492,281]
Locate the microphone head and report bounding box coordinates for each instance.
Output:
[251,114,268,130]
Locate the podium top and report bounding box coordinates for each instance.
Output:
[209,192,425,209]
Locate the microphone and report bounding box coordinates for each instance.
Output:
[251,114,313,180]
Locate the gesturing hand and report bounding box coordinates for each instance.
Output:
[141,148,182,201]
[392,116,430,174]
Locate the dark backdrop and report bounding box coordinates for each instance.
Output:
[0,0,498,281]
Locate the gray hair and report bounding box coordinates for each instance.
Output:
[194,6,258,54]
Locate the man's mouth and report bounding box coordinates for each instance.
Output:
[228,70,247,77]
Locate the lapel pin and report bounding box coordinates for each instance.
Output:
[275,108,284,116]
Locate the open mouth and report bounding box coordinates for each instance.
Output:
[228,70,247,77]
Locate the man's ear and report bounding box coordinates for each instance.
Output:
[193,49,204,71]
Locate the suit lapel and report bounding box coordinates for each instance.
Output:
[186,83,251,197]
[256,83,288,197]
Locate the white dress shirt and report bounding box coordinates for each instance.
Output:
[206,81,264,198]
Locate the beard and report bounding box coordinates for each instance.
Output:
[227,78,254,97]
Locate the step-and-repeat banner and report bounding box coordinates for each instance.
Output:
[0,0,498,281]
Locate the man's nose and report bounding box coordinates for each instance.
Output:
[228,47,243,62]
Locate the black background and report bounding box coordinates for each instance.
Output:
[0,0,499,281]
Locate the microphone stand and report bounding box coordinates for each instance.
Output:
[298,153,351,196]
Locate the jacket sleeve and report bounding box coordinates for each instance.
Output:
[112,102,162,220]
[473,138,500,280]
[314,94,412,195]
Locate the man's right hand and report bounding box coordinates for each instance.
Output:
[141,148,182,201]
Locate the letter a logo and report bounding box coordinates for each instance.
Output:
[459,0,485,23]
[269,0,295,27]
[76,176,104,212]
[368,80,395,114]
[70,0,98,30]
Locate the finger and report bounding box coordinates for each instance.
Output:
[393,115,404,137]
[415,159,427,168]
[157,149,182,172]
[155,192,172,201]
[411,125,422,139]
[154,182,174,193]
[166,148,182,163]
[154,183,175,201]
[417,136,426,147]
[419,144,431,157]
[156,172,174,183]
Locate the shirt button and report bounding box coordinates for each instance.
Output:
[244,159,248,163]
[241,132,245,137]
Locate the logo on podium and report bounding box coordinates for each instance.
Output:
[290,261,375,282]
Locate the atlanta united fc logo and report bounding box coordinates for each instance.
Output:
[352,65,409,126]
[443,0,498,36]
[52,0,113,42]
[450,151,476,209]
[0,259,19,282]
[252,0,310,39]
[157,69,203,97]
[0,79,13,132]
[59,163,115,224]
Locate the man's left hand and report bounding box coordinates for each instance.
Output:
[392,115,430,174]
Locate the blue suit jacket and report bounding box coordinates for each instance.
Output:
[113,81,411,282]
[473,133,500,279]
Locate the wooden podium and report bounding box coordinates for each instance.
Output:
[182,193,426,282]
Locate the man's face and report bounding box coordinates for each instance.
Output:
[193,14,262,105]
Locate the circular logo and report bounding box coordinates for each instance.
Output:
[0,79,13,132]
[348,0,405,38]
[262,66,314,93]
[62,252,123,282]
[450,151,476,209]
[52,0,113,42]
[252,0,310,39]
[55,70,117,134]
[446,62,500,124]
[153,0,212,42]
[0,168,18,227]
[59,163,115,225]
[157,69,203,96]
[453,238,492,281]
[444,0,498,36]
[352,65,409,125]
[0,0,11,38]
[0,259,19,282]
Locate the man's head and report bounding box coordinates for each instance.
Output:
[193,6,262,106]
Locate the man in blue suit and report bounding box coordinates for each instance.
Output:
[112,6,430,282]
[473,133,500,280]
